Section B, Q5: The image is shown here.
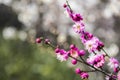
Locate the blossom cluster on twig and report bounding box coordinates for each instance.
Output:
[36,0,120,80]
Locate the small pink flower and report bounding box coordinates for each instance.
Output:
[63,3,67,8]
[55,48,69,62]
[106,75,117,80]
[69,44,79,58]
[64,6,83,22]
[80,72,89,79]
[84,38,98,53]
[84,37,103,53]
[108,58,119,72]
[70,44,76,49]
[117,71,120,80]
[73,22,85,34]
[96,41,104,51]
[44,39,50,44]
[93,54,105,68]
[75,68,81,74]
[55,48,60,53]
[80,31,104,52]
[36,38,42,43]
[87,54,105,68]
[80,31,93,43]
[71,13,83,22]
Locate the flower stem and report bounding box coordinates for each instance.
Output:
[66,0,72,11]
[102,48,110,58]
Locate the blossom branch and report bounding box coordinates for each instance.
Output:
[102,48,110,58]
[35,0,120,79]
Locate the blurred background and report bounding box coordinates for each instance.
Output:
[0,0,120,80]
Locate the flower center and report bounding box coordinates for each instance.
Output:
[88,44,92,48]
[77,25,80,30]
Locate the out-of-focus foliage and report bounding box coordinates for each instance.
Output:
[0,34,80,80]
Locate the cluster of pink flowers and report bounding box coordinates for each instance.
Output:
[64,2,120,79]
[87,54,105,68]
[64,3,104,53]
[75,68,89,79]
[108,58,119,73]
[36,1,120,80]
[54,44,85,62]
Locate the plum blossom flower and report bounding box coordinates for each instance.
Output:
[55,48,69,62]
[36,38,42,43]
[69,44,85,58]
[108,58,119,72]
[84,37,98,52]
[96,41,104,51]
[84,36,104,52]
[80,31,93,43]
[73,22,85,34]
[64,5,83,22]
[87,54,105,68]
[71,13,83,22]
[69,46,79,58]
[117,71,120,80]
[75,68,82,74]
[106,75,117,80]
[80,72,89,79]
[80,31,104,52]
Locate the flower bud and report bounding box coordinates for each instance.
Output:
[70,44,76,49]
[71,59,77,65]
[44,39,50,44]
[75,68,81,74]
[36,38,42,43]
[63,3,67,8]
[78,50,85,56]
[55,48,60,53]
[80,72,89,79]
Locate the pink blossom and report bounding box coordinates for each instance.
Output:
[69,44,86,57]
[117,71,120,80]
[84,36,104,52]
[70,44,76,49]
[80,31,93,43]
[87,54,105,68]
[64,6,83,22]
[36,38,42,43]
[73,22,85,34]
[44,39,50,44]
[55,48,69,62]
[84,37,98,52]
[80,72,89,79]
[75,68,81,74]
[106,75,117,80]
[63,3,67,8]
[96,41,104,51]
[108,58,119,72]
[69,44,79,58]
[80,31,104,52]
[71,13,83,22]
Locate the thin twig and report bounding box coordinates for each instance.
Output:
[43,39,111,77]
[66,0,72,10]
[102,48,110,58]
